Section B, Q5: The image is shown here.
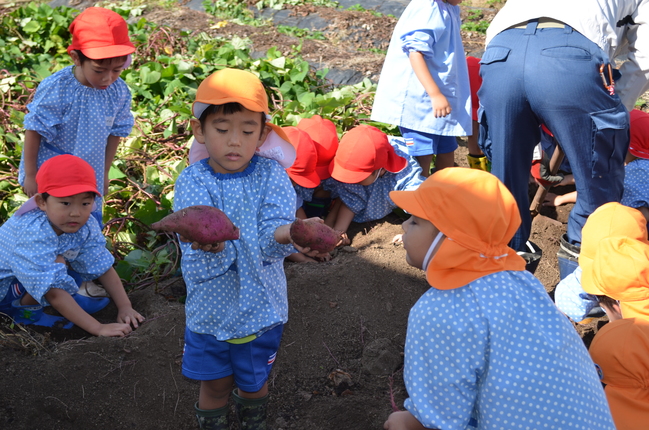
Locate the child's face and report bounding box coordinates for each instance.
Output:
[192,108,270,174]
[357,168,384,186]
[36,192,95,235]
[71,52,126,90]
[401,215,441,269]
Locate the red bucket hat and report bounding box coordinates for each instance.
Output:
[297,115,339,180]
[67,7,135,60]
[36,154,100,197]
[282,126,321,188]
[629,109,649,159]
[329,125,407,184]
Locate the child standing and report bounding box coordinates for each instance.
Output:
[175,68,314,430]
[371,0,472,175]
[323,125,424,245]
[0,155,143,337]
[384,168,615,430]
[20,7,135,219]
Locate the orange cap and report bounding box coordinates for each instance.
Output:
[579,203,648,292]
[297,115,339,180]
[36,154,100,197]
[329,125,407,183]
[630,109,649,159]
[590,237,649,319]
[589,318,649,430]
[282,126,320,188]
[67,7,135,59]
[390,168,525,289]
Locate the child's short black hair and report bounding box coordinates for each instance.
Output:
[199,102,267,133]
[596,294,618,310]
[74,50,128,66]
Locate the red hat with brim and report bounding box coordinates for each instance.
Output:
[329,125,406,184]
[629,109,649,159]
[36,154,100,198]
[283,126,321,188]
[67,7,135,59]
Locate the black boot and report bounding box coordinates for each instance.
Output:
[557,234,580,280]
[194,402,229,430]
[232,389,268,430]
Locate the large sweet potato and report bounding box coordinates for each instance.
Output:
[290,218,341,253]
[151,205,240,245]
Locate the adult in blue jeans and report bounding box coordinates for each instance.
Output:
[478,0,649,277]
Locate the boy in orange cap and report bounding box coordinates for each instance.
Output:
[296,115,339,218]
[20,7,136,297]
[586,237,649,430]
[323,125,424,245]
[0,155,143,337]
[384,168,615,430]
[554,202,648,323]
[175,68,321,430]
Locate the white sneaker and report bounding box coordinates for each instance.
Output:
[77,281,110,298]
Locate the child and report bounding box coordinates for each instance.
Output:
[174,68,318,430]
[296,115,339,218]
[554,202,648,323]
[0,155,143,337]
[371,0,472,176]
[621,109,649,219]
[384,168,615,430]
[323,125,424,245]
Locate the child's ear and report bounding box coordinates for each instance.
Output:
[257,124,272,148]
[35,194,46,210]
[70,50,81,66]
[190,118,205,144]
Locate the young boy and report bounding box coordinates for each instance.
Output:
[174,68,318,430]
[384,168,615,430]
[0,155,143,337]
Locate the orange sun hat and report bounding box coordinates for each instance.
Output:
[67,7,135,59]
[282,126,320,188]
[589,318,649,430]
[590,237,649,319]
[329,125,407,184]
[390,168,525,290]
[579,203,648,293]
[630,109,649,159]
[297,115,339,180]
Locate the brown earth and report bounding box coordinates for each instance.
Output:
[0,2,604,430]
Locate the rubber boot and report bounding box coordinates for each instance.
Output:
[194,402,229,430]
[466,154,491,172]
[516,241,542,274]
[557,234,580,280]
[233,389,268,430]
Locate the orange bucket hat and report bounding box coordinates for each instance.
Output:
[590,237,649,319]
[330,125,407,183]
[282,126,320,188]
[579,203,648,292]
[390,168,525,289]
[589,318,649,430]
[297,115,339,180]
[67,7,135,59]
[189,68,295,168]
[630,109,649,159]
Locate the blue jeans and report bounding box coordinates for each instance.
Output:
[478,21,629,251]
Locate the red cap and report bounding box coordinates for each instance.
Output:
[466,56,482,121]
[297,115,339,180]
[329,125,407,184]
[629,109,649,159]
[67,7,135,60]
[36,155,100,197]
[283,127,321,188]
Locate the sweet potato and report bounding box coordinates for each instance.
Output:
[151,205,239,245]
[290,218,341,253]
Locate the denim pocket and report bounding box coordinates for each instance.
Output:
[480,46,510,65]
[540,46,591,60]
[590,105,629,178]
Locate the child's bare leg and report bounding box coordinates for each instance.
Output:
[467,120,483,156]
[286,252,317,263]
[324,199,342,228]
[19,292,38,306]
[434,150,455,170]
[416,154,434,177]
[296,207,307,220]
[199,375,235,410]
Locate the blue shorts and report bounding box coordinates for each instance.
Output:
[399,126,458,157]
[182,324,283,392]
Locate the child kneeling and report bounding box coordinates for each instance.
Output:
[384,168,615,430]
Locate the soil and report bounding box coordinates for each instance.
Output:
[0,2,605,429]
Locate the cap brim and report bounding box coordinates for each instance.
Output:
[330,160,374,184]
[290,171,321,189]
[47,185,101,198]
[80,45,135,60]
[389,189,429,220]
[193,99,269,119]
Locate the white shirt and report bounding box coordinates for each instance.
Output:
[486,0,649,110]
